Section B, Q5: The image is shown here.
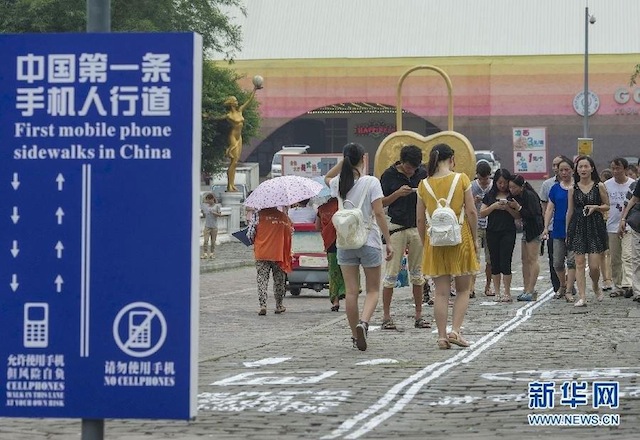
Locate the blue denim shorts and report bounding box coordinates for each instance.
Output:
[337,245,382,268]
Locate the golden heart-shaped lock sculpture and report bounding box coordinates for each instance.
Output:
[374,130,475,179]
[373,65,476,179]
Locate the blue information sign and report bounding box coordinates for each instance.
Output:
[0,33,202,420]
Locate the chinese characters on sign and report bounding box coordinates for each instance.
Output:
[512,127,547,179]
[527,381,620,426]
[16,52,171,117]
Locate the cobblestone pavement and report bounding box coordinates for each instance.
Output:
[3,238,640,440]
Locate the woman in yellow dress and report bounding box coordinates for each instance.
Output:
[416,144,479,349]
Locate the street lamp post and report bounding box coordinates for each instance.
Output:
[583,5,590,138]
[583,5,595,139]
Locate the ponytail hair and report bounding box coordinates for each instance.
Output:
[338,142,366,199]
[510,174,540,202]
[427,143,454,177]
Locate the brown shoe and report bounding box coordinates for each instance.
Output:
[258,307,266,316]
[274,306,286,314]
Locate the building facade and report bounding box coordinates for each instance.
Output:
[218,1,640,175]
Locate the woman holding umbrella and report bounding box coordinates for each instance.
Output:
[246,176,324,315]
[325,143,394,351]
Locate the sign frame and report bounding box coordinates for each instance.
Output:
[0,32,202,421]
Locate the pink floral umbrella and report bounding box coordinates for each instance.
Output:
[244,175,324,210]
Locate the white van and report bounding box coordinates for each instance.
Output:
[271,144,310,177]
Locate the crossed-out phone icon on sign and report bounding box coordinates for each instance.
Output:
[113,302,167,358]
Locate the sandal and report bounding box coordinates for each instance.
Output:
[331,304,340,312]
[381,319,397,330]
[610,289,625,297]
[258,307,267,316]
[565,293,575,302]
[484,286,495,296]
[447,330,470,347]
[437,338,451,349]
[414,318,431,329]
[554,286,566,300]
[470,290,476,299]
[274,306,286,314]
[500,295,513,303]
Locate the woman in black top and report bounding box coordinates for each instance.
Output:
[480,169,520,302]
[508,174,544,301]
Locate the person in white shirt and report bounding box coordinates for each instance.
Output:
[604,157,635,298]
[287,199,317,223]
[325,142,393,352]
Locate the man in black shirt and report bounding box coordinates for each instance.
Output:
[380,145,431,329]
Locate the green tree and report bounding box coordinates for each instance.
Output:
[0,0,261,174]
[0,0,245,54]
[631,63,640,86]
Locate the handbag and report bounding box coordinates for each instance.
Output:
[626,204,640,233]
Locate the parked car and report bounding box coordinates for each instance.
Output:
[475,150,501,176]
[270,144,310,178]
[286,222,329,296]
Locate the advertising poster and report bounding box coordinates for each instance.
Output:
[512,127,547,179]
[282,153,369,178]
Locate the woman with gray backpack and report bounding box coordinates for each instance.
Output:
[324,142,394,351]
[416,143,479,350]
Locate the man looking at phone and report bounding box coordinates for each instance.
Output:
[379,145,431,330]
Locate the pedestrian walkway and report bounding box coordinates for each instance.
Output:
[200,240,254,272]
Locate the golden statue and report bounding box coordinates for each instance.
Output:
[214,77,262,192]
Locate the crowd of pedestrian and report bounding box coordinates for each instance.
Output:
[236,143,640,351]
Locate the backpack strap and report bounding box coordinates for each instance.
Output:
[337,177,372,210]
[422,173,465,224]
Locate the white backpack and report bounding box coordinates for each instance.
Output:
[422,173,464,247]
[332,178,373,250]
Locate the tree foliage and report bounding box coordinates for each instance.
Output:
[0,0,246,54]
[0,0,261,174]
[630,63,640,86]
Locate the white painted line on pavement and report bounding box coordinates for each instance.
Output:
[212,370,338,386]
[355,359,399,366]
[243,357,291,368]
[322,288,554,440]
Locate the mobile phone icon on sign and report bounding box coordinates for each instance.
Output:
[128,311,153,349]
[24,303,49,348]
